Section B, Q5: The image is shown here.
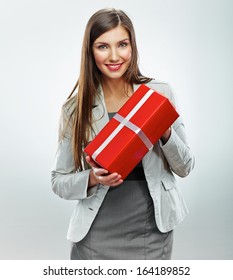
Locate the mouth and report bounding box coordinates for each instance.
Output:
[105,63,123,71]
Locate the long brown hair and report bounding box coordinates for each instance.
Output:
[66,8,152,171]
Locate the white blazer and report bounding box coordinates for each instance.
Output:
[51,79,195,243]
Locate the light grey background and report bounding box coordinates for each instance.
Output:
[0,0,232,259]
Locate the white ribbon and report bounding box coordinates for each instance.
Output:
[113,113,153,150]
[92,88,154,161]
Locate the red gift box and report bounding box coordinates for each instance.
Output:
[84,84,179,180]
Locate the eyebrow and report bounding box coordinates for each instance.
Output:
[94,38,130,45]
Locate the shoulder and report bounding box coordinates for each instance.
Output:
[58,95,77,140]
[145,79,174,100]
[61,94,77,118]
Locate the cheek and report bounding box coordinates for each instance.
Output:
[93,51,107,65]
[123,49,132,62]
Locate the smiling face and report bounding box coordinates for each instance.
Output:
[92,25,132,82]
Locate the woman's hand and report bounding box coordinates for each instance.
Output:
[160,127,171,145]
[86,156,123,187]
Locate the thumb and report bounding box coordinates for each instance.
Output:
[92,167,108,176]
[86,156,100,168]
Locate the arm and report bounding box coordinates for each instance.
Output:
[51,137,98,200]
[160,121,195,177]
[51,105,98,200]
[159,84,195,177]
[51,105,123,200]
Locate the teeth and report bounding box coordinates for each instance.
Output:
[107,64,122,70]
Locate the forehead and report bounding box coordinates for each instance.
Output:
[94,25,129,43]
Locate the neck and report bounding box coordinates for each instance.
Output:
[101,77,132,98]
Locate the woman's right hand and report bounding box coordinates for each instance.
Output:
[86,156,123,187]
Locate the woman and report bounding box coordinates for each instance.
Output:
[51,8,195,260]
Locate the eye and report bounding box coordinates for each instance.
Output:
[97,45,108,49]
[119,42,128,47]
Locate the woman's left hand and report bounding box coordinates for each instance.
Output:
[160,127,171,144]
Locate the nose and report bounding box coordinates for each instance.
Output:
[109,47,120,62]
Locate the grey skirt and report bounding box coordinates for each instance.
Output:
[70,178,173,260]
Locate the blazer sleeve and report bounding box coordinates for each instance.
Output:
[160,83,195,177]
[51,105,98,200]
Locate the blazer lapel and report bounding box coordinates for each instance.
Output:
[90,84,109,140]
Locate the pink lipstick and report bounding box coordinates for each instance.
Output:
[105,63,123,71]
